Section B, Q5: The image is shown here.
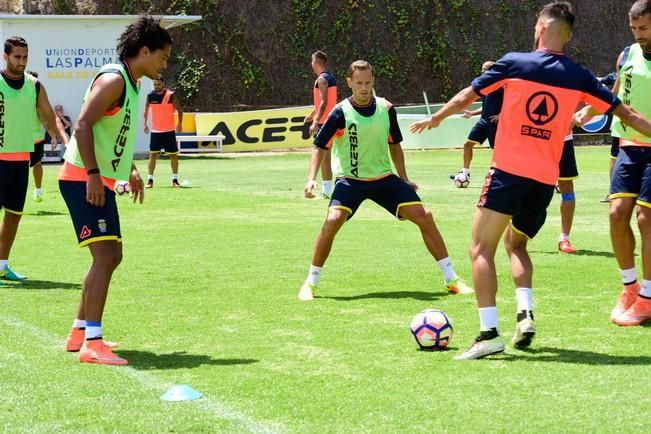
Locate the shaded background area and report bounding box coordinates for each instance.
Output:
[9,0,635,110]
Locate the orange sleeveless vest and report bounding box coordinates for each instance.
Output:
[151,89,175,132]
[313,74,337,124]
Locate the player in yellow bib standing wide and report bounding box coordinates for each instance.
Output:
[0,37,67,283]
[299,60,473,301]
[58,16,172,365]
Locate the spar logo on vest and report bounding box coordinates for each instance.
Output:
[112,100,131,171]
[348,122,359,177]
[521,91,558,140]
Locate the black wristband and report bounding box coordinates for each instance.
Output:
[86,168,100,175]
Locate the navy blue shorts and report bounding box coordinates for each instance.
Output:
[610,136,620,159]
[467,118,497,149]
[30,140,45,167]
[558,139,578,180]
[59,180,122,247]
[0,160,29,214]
[330,174,422,220]
[610,146,651,205]
[150,131,178,154]
[478,168,555,239]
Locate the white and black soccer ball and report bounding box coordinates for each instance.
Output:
[453,172,470,188]
[115,181,130,195]
[410,309,453,350]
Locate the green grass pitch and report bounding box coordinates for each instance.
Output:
[1,146,650,433]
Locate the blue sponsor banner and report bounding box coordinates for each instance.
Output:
[573,114,613,135]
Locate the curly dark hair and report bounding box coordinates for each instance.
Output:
[116,15,172,61]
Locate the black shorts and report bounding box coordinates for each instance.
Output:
[478,168,555,239]
[558,138,578,180]
[0,160,29,214]
[611,136,620,159]
[150,131,178,154]
[467,118,497,149]
[30,141,45,167]
[610,146,651,205]
[329,174,422,220]
[59,180,122,247]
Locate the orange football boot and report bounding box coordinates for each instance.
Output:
[79,339,127,365]
[610,282,640,322]
[614,296,651,326]
[558,239,576,254]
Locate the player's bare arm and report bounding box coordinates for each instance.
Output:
[173,92,183,133]
[143,97,150,134]
[310,76,329,136]
[462,107,482,118]
[614,104,651,138]
[304,146,326,198]
[389,143,417,190]
[37,85,68,145]
[410,86,480,133]
[129,163,145,204]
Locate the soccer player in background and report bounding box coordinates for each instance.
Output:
[27,71,67,203]
[299,60,473,301]
[411,1,651,359]
[556,74,618,252]
[28,70,48,204]
[556,132,579,253]
[58,16,172,365]
[603,0,651,326]
[0,38,67,282]
[143,74,183,188]
[452,61,502,186]
[303,51,337,198]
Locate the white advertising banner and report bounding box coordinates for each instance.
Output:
[0,15,200,152]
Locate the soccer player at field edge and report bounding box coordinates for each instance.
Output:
[299,59,473,301]
[143,74,183,188]
[58,16,172,365]
[304,50,337,198]
[601,0,651,326]
[411,1,651,360]
[0,37,67,283]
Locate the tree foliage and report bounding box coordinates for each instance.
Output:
[16,0,635,110]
